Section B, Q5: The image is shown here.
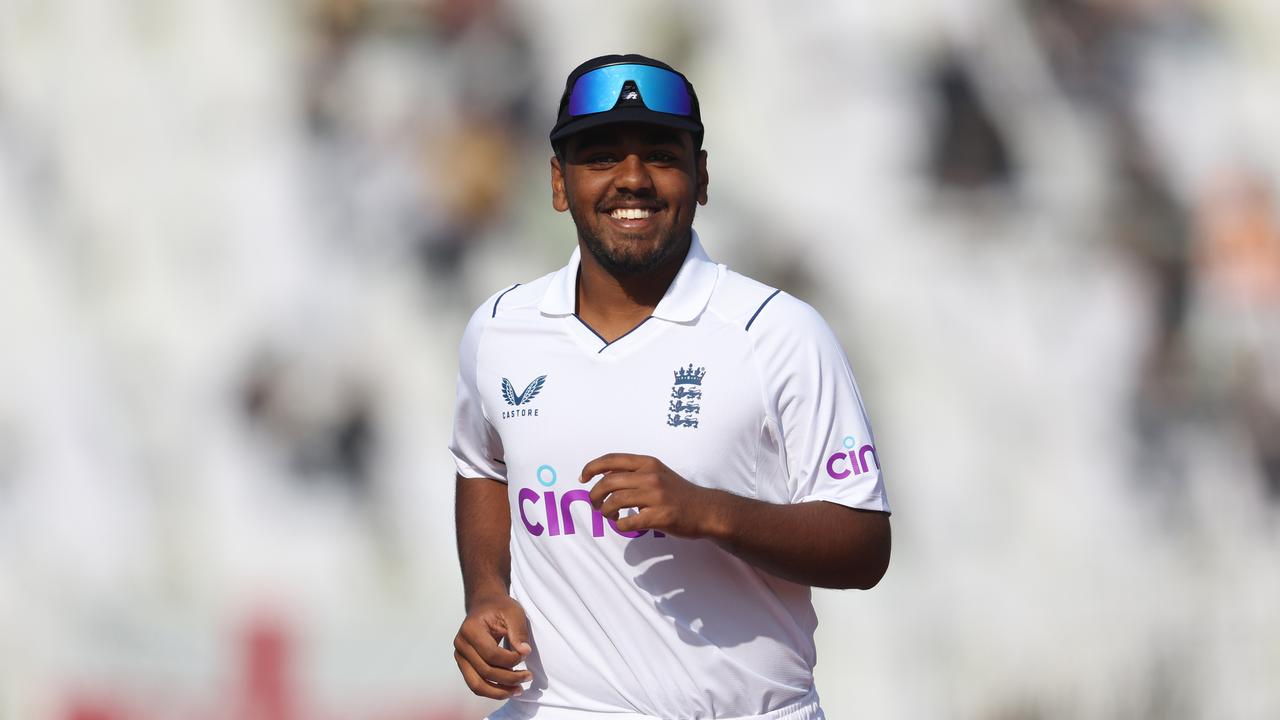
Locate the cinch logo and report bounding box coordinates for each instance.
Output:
[826,435,880,479]
[518,464,665,540]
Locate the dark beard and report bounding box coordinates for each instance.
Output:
[568,193,696,277]
[579,226,689,276]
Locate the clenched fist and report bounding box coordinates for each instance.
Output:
[453,594,533,699]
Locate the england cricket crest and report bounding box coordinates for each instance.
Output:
[667,363,706,429]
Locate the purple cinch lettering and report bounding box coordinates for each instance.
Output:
[544,490,560,536]
[520,488,667,540]
[857,444,879,475]
[518,488,543,536]
[558,489,606,537]
[826,451,851,480]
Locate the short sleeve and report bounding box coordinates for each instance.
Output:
[749,293,889,513]
[448,296,507,482]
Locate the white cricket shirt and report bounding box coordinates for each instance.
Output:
[450,231,889,720]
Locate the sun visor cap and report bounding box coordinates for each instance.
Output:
[550,54,703,147]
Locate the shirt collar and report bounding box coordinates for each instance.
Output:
[538,229,720,323]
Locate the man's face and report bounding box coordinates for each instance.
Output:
[551,123,709,276]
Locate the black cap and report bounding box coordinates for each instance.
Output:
[549,53,703,147]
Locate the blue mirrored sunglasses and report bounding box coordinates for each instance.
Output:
[566,63,693,117]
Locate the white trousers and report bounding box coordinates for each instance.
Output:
[486,686,825,720]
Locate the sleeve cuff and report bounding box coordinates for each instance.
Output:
[795,492,890,515]
[452,455,508,483]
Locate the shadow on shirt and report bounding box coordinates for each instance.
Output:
[621,533,814,651]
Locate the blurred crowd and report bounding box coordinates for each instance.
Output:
[0,0,1278,718]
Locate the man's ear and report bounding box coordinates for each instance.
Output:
[696,149,709,206]
[551,155,569,212]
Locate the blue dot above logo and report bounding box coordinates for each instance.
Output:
[843,435,856,450]
[536,464,558,487]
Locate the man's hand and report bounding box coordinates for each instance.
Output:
[453,594,533,700]
[580,453,717,538]
[579,454,890,589]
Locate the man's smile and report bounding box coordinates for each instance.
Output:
[610,208,652,220]
[605,208,661,229]
[602,203,665,230]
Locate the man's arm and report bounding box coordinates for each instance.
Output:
[582,455,890,590]
[456,474,513,607]
[700,491,890,589]
[453,474,532,699]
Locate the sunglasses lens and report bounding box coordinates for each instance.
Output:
[566,64,692,117]
[567,66,624,116]
[629,65,692,115]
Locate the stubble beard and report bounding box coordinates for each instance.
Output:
[569,198,695,278]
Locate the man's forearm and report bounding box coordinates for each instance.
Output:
[700,490,890,590]
[455,474,514,609]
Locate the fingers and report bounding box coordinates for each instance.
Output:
[580,453,653,483]
[586,471,643,507]
[612,508,657,533]
[454,620,532,695]
[454,649,524,699]
[596,488,648,520]
[454,636,532,687]
[459,618,525,670]
[501,603,534,658]
[454,599,536,699]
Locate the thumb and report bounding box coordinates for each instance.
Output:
[504,603,533,656]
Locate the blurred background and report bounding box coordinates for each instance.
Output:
[2,0,1279,717]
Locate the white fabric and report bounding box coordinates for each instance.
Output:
[487,685,826,720]
[450,231,888,719]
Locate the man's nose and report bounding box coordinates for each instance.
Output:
[613,153,655,194]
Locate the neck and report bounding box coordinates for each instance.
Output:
[575,232,691,340]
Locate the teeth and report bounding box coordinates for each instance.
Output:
[611,208,652,220]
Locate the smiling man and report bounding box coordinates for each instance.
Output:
[450,54,891,720]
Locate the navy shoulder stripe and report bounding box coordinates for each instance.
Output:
[491,284,521,318]
[745,289,782,332]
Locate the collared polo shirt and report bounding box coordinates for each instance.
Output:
[450,231,889,719]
